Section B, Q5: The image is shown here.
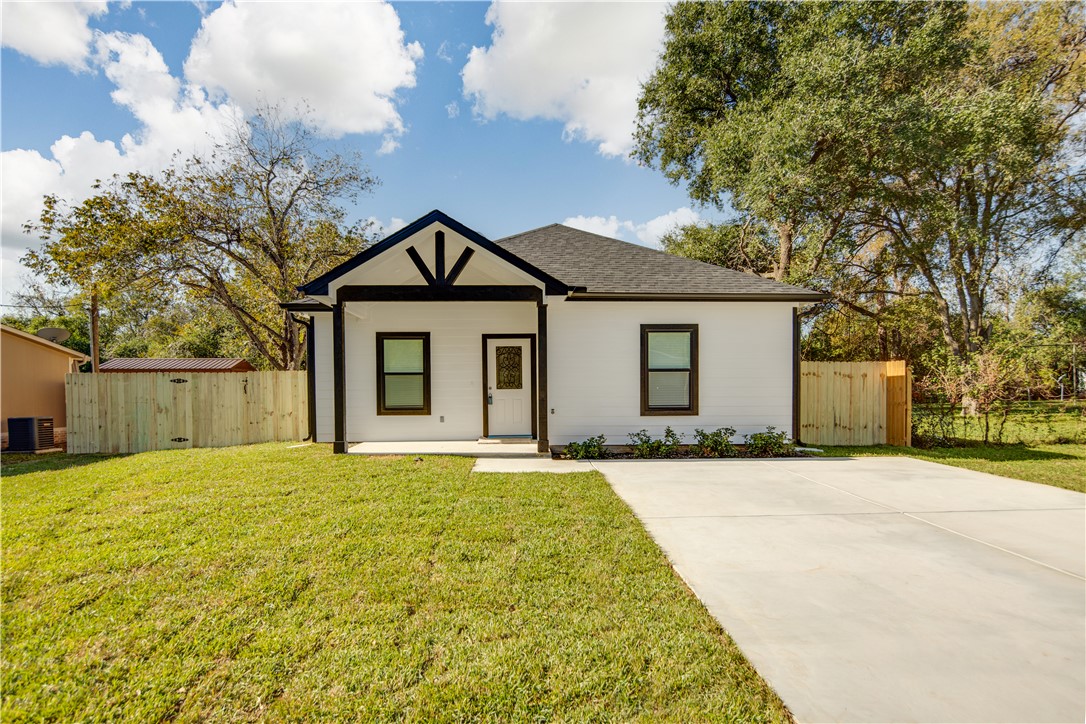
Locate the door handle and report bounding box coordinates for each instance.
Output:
[488,394,493,405]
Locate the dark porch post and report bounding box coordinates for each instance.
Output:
[537,300,549,454]
[333,302,347,453]
[792,306,801,445]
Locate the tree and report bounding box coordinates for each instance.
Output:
[636,1,1085,359]
[22,181,159,371]
[862,1,1086,356]
[134,104,378,370]
[635,1,969,283]
[659,221,777,276]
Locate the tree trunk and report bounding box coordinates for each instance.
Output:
[89,291,101,373]
[773,221,794,282]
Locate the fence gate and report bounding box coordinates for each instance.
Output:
[799,360,912,446]
[66,371,307,454]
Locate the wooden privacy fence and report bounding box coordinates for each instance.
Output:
[66,371,308,454]
[800,360,912,446]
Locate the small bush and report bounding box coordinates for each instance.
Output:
[743,426,795,457]
[693,427,739,458]
[628,427,683,458]
[563,435,608,459]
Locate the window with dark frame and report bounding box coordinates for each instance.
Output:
[640,324,698,415]
[376,332,431,415]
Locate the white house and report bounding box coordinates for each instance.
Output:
[283,210,826,453]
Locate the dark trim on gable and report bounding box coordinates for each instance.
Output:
[567,291,830,302]
[434,231,446,284]
[280,300,332,312]
[299,210,569,296]
[405,246,438,286]
[445,247,475,286]
[337,285,542,303]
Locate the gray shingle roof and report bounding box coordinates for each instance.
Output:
[495,224,825,299]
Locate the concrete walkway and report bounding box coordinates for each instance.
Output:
[587,457,1085,723]
[350,440,541,457]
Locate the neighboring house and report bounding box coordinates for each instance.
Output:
[284,210,827,453]
[99,358,257,373]
[1,324,89,448]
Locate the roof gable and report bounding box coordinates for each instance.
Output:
[0,324,89,360]
[299,210,568,296]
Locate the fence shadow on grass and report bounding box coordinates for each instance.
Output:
[0,452,129,477]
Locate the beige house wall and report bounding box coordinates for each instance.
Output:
[1,327,86,434]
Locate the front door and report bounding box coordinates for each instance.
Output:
[485,337,533,437]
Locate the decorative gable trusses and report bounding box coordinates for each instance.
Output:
[298,210,568,297]
[405,231,475,288]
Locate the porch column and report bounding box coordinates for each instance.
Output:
[792,306,801,445]
[333,302,347,453]
[537,300,549,454]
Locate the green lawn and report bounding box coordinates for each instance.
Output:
[915,400,1085,445]
[1,444,789,722]
[815,443,1086,493]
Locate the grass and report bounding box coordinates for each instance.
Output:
[814,443,1086,493]
[1,444,789,722]
[915,400,1085,445]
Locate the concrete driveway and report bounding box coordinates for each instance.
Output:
[593,456,1085,723]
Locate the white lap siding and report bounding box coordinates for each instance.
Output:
[343,301,537,442]
[546,300,796,445]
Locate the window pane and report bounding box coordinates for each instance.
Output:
[648,371,690,408]
[385,374,424,408]
[384,339,424,373]
[648,332,691,369]
[496,346,523,390]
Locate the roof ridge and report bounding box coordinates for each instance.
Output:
[494,222,562,245]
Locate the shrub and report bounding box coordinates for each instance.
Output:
[563,435,608,459]
[693,427,739,458]
[628,427,683,458]
[743,426,795,457]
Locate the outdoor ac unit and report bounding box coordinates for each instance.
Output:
[7,417,55,452]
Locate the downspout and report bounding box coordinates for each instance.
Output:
[291,314,317,442]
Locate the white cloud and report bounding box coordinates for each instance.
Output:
[0,1,108,70]
[1,31,242,302]
[633,207,701,246]
[377,135,400,156]
[184,1,423,139]
[436,40,453,63]
[563,207,702,248]
[462,2,667,157]
[366,216,408,237]
[446,102,460,119]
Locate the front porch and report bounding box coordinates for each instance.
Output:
[349,438,546,457]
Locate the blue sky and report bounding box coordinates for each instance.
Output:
[1,1,720,305]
